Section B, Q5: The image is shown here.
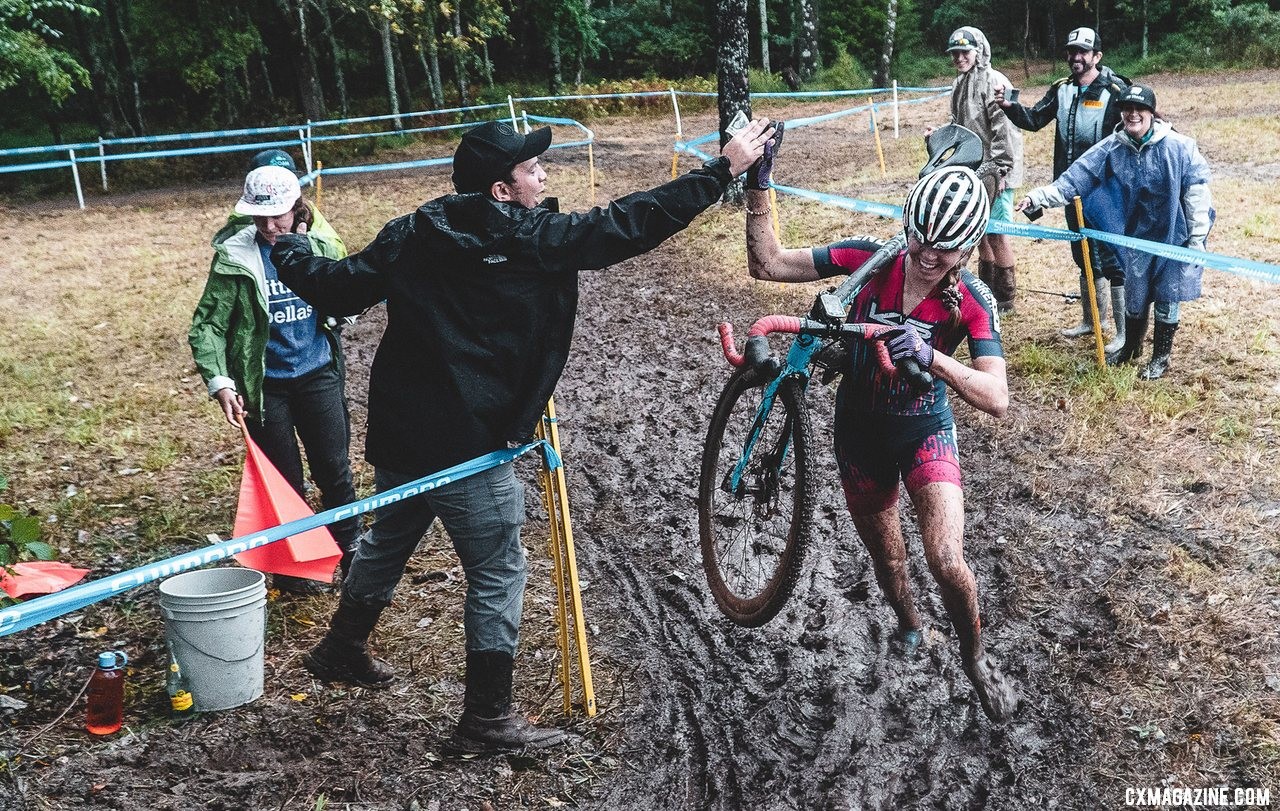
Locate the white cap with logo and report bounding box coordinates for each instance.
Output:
[1065,27,1101,51]
[235,165,301,216]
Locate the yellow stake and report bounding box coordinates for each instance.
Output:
[535,419,573,712]
[315,160,324,210]
[542,397,596,717]
[671,151,680,180]
[869,102,887,178]
[768,187,781,241]
[588,143,597,206]
[1074,196,1107,369]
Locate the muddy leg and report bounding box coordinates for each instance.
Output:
[850,506,922,645]
[910,481,1018,722]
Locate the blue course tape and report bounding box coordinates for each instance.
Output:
[0,158,74,175]
[0,441,560,637]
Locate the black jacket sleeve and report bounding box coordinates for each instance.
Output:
[1005,81,1061,132]
[529,157,732,272]
[272,216,408,315]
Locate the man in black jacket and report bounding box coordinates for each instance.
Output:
[996,26,1130,349]
[271,117,773,753]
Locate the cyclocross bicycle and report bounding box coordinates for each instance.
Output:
[697,124,983,627]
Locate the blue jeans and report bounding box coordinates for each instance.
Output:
[249,363,359,550]
[344,464,527,655]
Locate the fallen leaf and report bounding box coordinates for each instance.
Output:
[290,693,307,702]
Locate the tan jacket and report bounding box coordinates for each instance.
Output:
[948,27,1024,191]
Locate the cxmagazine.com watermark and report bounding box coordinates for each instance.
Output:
[1125,786,1272,807]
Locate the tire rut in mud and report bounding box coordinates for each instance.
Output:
[545,248,1100,809]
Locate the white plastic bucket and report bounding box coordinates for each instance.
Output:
[158,568,267,712]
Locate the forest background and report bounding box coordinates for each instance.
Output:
[4,0,1280,160]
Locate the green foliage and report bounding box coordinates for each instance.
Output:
[594,0,714,76]
[0,473,55,568]
[0,0,94,105]
[813,48,872,90]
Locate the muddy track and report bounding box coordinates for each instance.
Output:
[481,244,1125,809]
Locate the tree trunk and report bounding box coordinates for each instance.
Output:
[574,0,590,86]
[72,10,119,138]
[379,16,403,127]
[1022,0,1031,81]
[394,36,414,112]
[481,40,495,87]
[1141,0,1149,59]
[548,12,563,94]
[419,33,444,108]
[717,0,751,203]
[259,52,277,101]
[875,0,898,88]
[105,0,143,135]
[757,0,770,74]
[274,0,327,120]
[795,0,818,79]
[318,0,349,118]
[451,8,470,106]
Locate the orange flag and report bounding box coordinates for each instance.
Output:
[232,426,340,582]
[0,561,91,599]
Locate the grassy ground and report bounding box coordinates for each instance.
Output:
[0,68,1278,806]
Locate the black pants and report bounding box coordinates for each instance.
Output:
[248,363,359,549]
[1066,205,1123,285]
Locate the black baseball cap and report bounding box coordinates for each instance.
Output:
[452,121,553,194]
[946,28,980,53]
[249,148,298,174]
[1117,84,1157,112]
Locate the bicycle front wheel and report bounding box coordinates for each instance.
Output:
[698,367,814,627]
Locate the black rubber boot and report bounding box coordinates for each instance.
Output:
[274,574,330,596]
[993,265,1017,313]
[303,593,394,688]
[1139,321,1178,380]
[445,649,568,754]
[1106,313,1149,366]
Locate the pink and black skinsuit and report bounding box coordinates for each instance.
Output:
[813,238,1003,515]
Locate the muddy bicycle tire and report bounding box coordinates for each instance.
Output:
[698,367,814,627]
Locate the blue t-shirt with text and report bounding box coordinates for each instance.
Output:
[259,236,331,379]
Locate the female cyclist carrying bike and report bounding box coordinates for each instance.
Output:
[742,153,1017,723]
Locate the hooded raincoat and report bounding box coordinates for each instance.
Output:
[188,221,347,420]
[948,27,1024,193]
[1027,120,1212,308]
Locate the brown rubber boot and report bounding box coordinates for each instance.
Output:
[445,649,568,754]
[303,593,394,688]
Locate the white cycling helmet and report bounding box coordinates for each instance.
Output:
[902,166,990,251]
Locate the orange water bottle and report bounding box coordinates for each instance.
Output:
[86,650,128,735]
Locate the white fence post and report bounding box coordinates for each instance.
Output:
[669,87,683,138]
[508,95,518,128]
[302,121,313,175]
[97,137,109,191]
[68,149,85,210]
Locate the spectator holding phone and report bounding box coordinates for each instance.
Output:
[189,165,361,592]
[995,27,1130,348]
